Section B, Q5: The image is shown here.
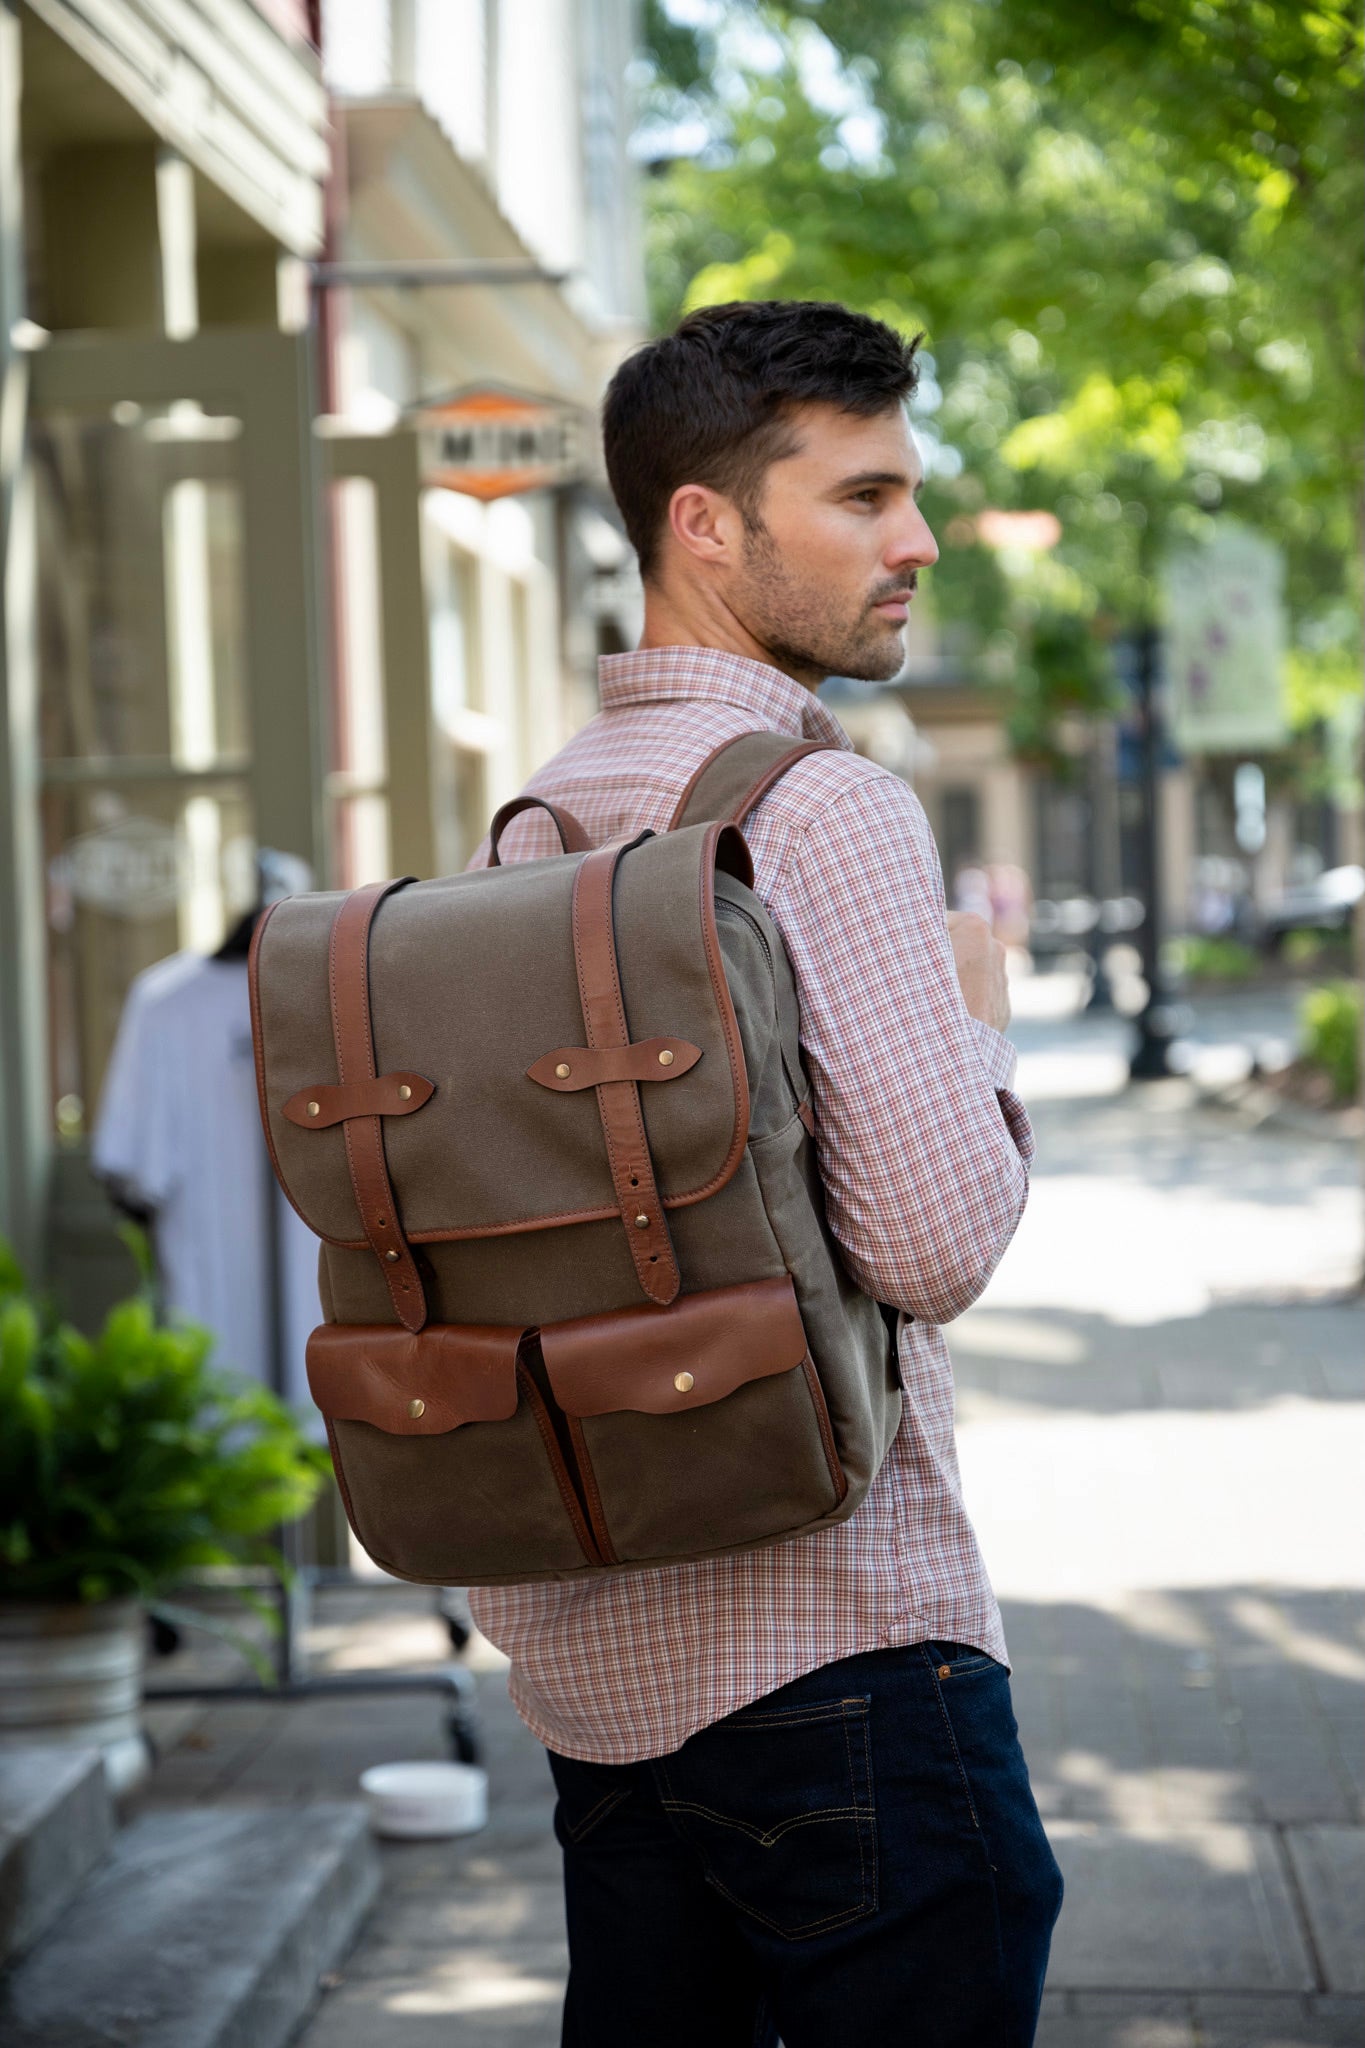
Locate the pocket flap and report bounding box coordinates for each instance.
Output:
[306,1323,522,1434]
[539,1275,808,1417]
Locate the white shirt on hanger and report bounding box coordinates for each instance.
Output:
[93,950,321,1422]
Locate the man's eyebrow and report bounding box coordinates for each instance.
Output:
[832,469,926,495]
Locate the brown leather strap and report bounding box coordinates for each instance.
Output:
[488,794,591,865]
[328,878,428,1331]
[668,732,836,832]
[526,1036,701,1091]
[571,840,681,1306]
[282,1072,434,1129]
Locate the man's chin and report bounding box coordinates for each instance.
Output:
[836,635,907,685]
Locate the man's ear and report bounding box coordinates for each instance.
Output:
[666,483,744,569]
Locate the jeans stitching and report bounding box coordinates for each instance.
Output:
[855,1704,879,1914]
[657,1799,873,1847]
[920,1644,982,1830]
[725,1697,871,1731]
[840,1704,868,1913]
[701,1871,876,1942]
[561,1784,630,1843]
[656,1696,880,1940]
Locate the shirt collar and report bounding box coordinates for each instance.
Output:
[598,646,855,752]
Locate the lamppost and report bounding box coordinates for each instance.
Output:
[1129,622,1176,1079]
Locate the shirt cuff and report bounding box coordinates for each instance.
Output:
[969,1014,1019,1093]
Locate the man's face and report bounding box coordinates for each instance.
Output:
[725,401,938,685]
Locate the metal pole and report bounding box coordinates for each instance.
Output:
[1129,621,1176,1080]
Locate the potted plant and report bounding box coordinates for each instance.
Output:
[0,1237,328,1791]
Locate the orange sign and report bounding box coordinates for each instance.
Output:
[414,386,582,501]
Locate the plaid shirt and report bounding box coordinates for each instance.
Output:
[465,647,1032,1762]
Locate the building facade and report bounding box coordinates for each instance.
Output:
[0,0,643,1307]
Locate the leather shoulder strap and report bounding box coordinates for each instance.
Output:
[667,732,837,832]
[328,877,428,1332]
[571,837,681,1307]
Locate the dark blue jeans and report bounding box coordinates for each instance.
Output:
[548,1642,1064,2047]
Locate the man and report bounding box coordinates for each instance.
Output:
[468,300,1063,2047]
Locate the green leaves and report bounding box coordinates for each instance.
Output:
[641,0,1362,764]
[0,1240,327,1607]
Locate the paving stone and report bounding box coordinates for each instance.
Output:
[1212,1655,1354,1823]
[1193,1994,1365,2045]
[0,1802,378,2048]
[0,1747,112,1967]
[360,1875,565,1956]
[1045,1825,1315,1991]
[1284,1827,1365,1993]
[1035,1992,1195,2047]
[302,1941,565,2048]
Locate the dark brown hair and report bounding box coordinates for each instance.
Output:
[603,300,921,579]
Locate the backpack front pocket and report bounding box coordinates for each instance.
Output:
[538,1274,848,1565]
[308,1323,598,1581]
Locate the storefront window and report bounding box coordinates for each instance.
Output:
[32,404,253,1136]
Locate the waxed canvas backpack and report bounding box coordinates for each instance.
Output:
[248,731,901,1584]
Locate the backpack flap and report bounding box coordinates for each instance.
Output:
[305,1322,521,1433]
[249,822,753,1293]
[539,1275,808,1416]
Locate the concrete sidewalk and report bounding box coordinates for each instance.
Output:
[135,1006,1363,2047]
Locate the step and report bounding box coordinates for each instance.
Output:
[0,1748,113,1968]
[0,1802,379,2048]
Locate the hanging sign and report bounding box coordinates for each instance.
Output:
[1162,523,1288,754]
[412,386,583,501]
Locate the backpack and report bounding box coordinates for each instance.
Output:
[248,731,901,1584]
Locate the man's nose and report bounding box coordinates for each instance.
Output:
[887,502,939,571]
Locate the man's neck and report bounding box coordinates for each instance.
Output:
[637,588,823,693]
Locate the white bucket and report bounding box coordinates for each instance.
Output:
[359,1760,489,1839]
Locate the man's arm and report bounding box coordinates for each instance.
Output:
[770,769,1032,1326]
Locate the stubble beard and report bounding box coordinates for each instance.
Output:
[735,520,910,687]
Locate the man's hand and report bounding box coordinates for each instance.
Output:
[946,912,1011,1035]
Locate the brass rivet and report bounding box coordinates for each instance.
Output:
[657,1048,674,1067]
[674,1371,694,1393]
[307,1100,320,1117]
[407,1397,426,1419]
[937,1665,951,1681]
[398,1083,412,1101]
[555,1062,571,1079]
[385,1248,400,1262]
[634,1213,649,1229]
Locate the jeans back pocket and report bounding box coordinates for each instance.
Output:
[654,1694,877,1942]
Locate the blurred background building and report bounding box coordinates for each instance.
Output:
[0,0,644,1306]
[1,0,1360,1314]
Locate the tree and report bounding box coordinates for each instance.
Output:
[638,0,1363,770]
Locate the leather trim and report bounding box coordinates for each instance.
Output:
[328,881,428,1332]
[324,1418,360,1535]
[248,899,317,1242]
[567,1414,619,1564]
[571,841,681,1305]
[676,821,752,1209]
[489,794,591,865]
[802,1358,849,1504]
[526,1037,701,1092]
[540,1275,808,1417]
[306,1321,521,1432]
[283,1072,435,1129]
[517,1362,604,1565]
